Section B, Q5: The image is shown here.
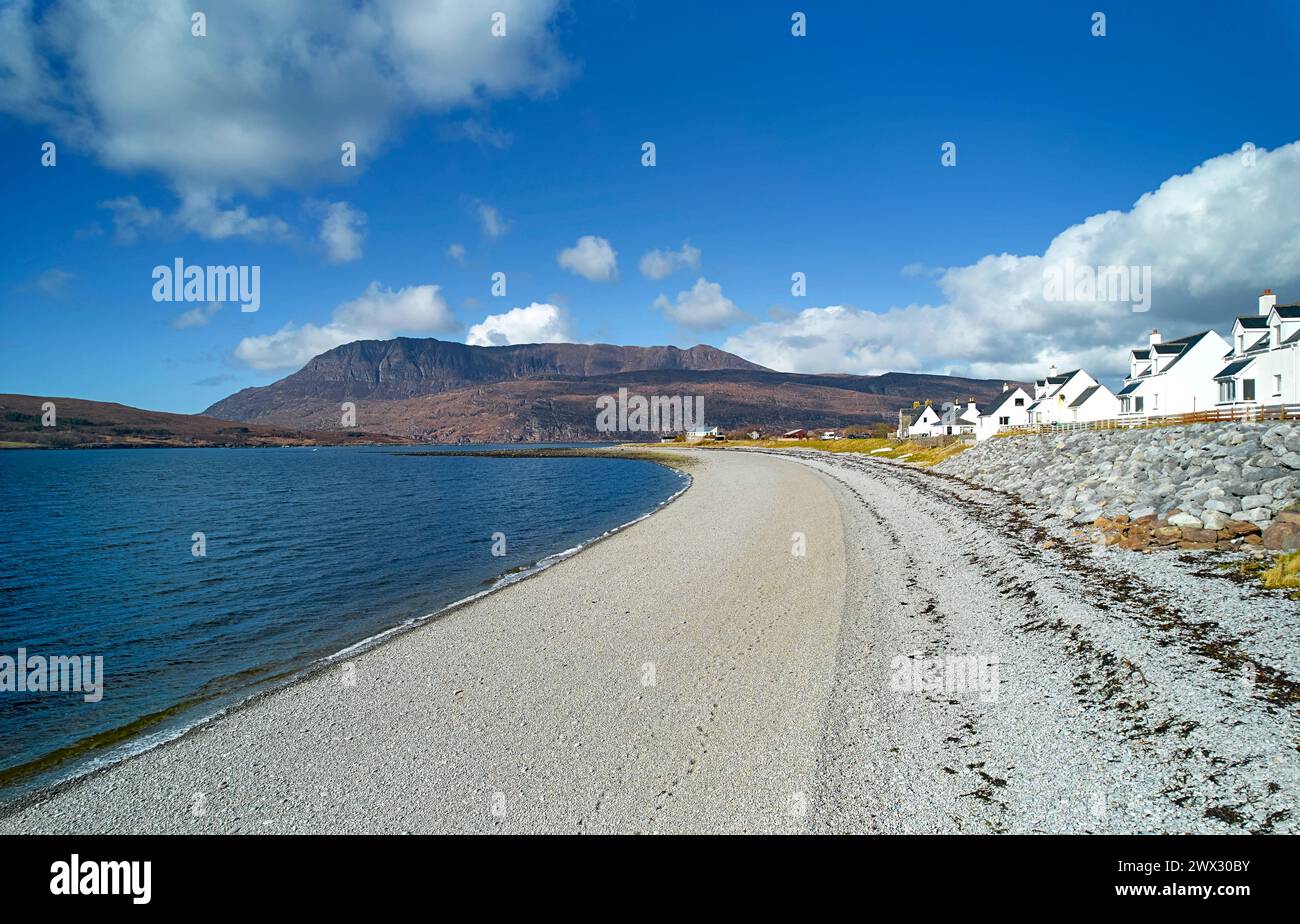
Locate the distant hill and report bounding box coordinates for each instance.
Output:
[0,394,405,449]
[202,338,1014,442]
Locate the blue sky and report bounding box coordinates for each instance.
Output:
[2,0,1299,412]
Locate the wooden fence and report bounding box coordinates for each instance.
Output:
[998,403,1300,437]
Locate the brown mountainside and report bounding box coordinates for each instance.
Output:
[201,338,1013,442]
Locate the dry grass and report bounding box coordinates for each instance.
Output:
[638,437,972,468]
[1262,551,1300,590]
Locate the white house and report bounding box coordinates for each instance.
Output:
[898,402,941,438]
[1214,289,1300,409]
[1065,381,1121,424]
[685,426,720,441]
[975,384,1033,441]
[938,398,980,436]
[1117,328,1230,417]
[1024,367,1106,425]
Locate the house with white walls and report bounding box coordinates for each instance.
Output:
[1214,289,1300,409]
[975,384,1033,441]
[1065,382,1121,423]
[1024,367,1109,425]
[1117,328,1230,417]
[897,401,941,438]
[938,398,980,436]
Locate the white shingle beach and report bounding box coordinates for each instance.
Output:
[3,448,1295,834]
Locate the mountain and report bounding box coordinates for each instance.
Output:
[203,338,1014,443]
[0,394,406,450]
[204,339,766,420]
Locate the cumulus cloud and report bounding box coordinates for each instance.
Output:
[654,277,745,330]
[638,241,702,279]
[318,201,367,263]
[0,0,570,191]
[99,196,161,244]
[171,302,222,330]
[234,282,457,371]
[445,242,467,264]
[175,188,290,241]
[466,302,573,346]
[725,142,1300,384]
[0,0,570,236]
[477,203,509,239]
[558,235,618,282]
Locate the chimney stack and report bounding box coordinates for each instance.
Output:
[1049,364,1057,377]
[1260,288,1277,317]
[1149,329,1161,346]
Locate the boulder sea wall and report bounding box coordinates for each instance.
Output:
[935,421,1300,552]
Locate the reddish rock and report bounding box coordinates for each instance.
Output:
[1226,520,1262,536]
[1276,510,1300,526]
[1181,528,1218,543]
[1177,541,1216,550]
[1262,520,1300,551]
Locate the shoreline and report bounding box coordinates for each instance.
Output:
[0,450,693,816]
[1,450,846,833]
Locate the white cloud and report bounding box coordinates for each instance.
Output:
[175,188,290,241]
[725,142,1300,383]
[638,241,702,280]
[654,277,744,330]
[171,303,222,330]
[558,235,618,282]
[234,282,457,371]
[466,302,573,346]
[318,201,366,263]
[0,1,570,241]
[99,195,160,244]
[445,242,467,264]
[477,203,509,239]
[0,1,570,192]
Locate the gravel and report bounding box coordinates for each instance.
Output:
[4,445,1295,834]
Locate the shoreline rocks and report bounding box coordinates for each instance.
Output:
[936,421,1300,553]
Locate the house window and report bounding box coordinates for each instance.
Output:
[1014,397,1025,407]
[1242,378,1255,401]
[1276,374,1283,396]
[998,416,1010,426]
[1219,380,1236,403]
[1152,394,1158,412]
[1134,397,1144,413]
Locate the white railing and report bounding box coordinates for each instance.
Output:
[996,403,1300,437]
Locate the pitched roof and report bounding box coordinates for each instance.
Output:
[1117,381,1141,396]
[1069,384,1103,408]
[1235,315,1268,329]
[1245,334,1270,353]
[1274,305,1300,319]
[1131,348,1150,359]
[1150,330,1213,374]
[980,388,1025,417]
[1214,358,1255,379]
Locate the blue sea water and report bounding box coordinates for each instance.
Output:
[0,445,685,800]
